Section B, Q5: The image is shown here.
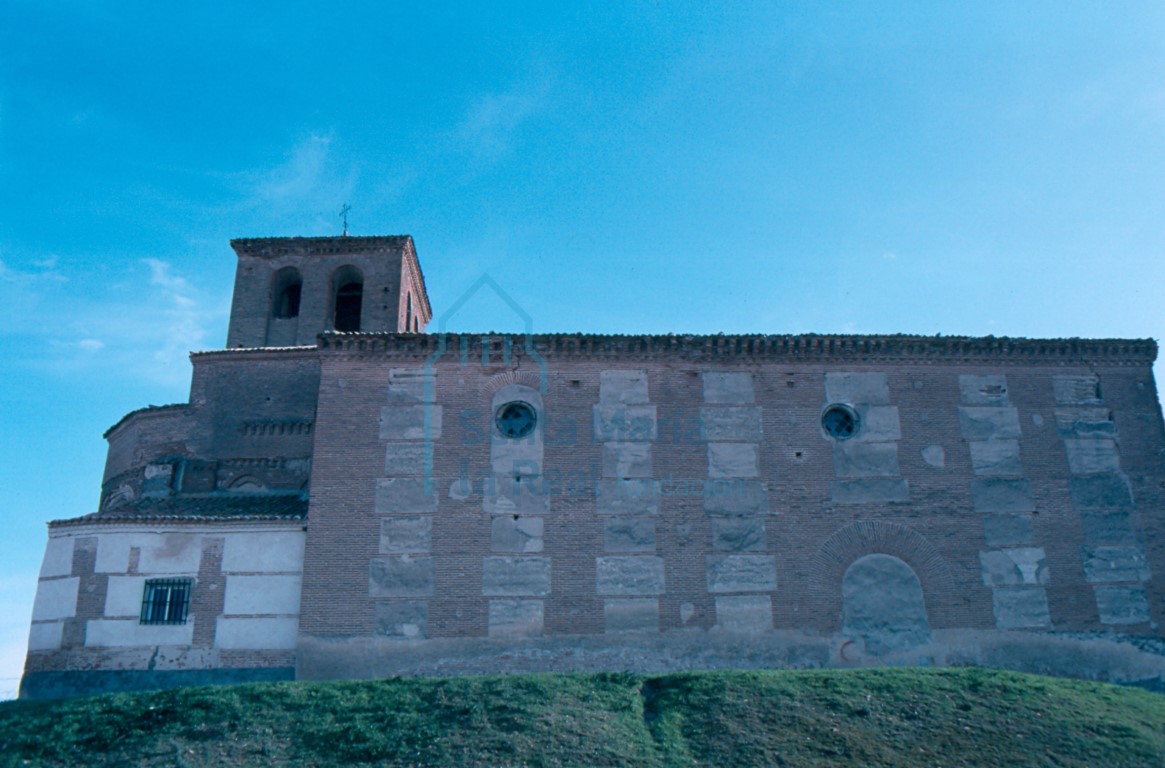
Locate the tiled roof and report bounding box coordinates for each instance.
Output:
[52,494,308,527]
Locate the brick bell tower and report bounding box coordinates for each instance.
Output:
[224,235,432,348]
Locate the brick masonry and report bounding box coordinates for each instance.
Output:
[298,334,1165,668]
[21,236,1165,697]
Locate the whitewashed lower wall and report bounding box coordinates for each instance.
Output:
[26,520,306,661]
[30,578,79,622]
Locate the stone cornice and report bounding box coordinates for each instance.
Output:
[230,235,414,259]
[309,332,1158,366]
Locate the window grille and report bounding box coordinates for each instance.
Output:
[140,578,192,625]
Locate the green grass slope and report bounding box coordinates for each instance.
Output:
[1,668,1162,767]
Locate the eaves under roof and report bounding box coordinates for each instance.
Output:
[51,494,308,527]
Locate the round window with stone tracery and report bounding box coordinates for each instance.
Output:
[822,403,860,440]
[495,401,537,439]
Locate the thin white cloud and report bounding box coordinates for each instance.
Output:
[3,256,224,389]
[0,256,67,284]
[253,133,333,203]
[454,82,548,161]
[238,133,358,233]
[141,258,213,375]
[144,257,193,294]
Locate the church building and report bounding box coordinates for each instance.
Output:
[21,235,1165,699]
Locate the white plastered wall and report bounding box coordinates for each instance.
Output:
[27,522,305,658]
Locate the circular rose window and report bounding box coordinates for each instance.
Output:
[822,404,860,440]
[495,401,537,439]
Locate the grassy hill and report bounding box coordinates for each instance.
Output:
[1,667,1163,767]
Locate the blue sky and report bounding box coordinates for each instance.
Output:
[1,2,1164,697]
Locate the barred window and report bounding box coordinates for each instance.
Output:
[140,578,192,625]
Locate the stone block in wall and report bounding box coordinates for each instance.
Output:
[699,407,763,442]
[138,534,202,574]
[224,575,302,615]
[85,619,194,647]
[380,517,433,553]
[830,478,909,505]
[703,480,770,515]
[979,548,1050,587]
[1079,512,1136,545]
[705,555,777,593]
[369,556,436,597]
[970,478,1034,513]
[94,534,134,573]
[991,588,1051,629]
[711,518,766,551]
[982,515,1034,547]
[1094,586,1151,625]
[1063,439,1121,475]
[714,595,773,633]
[599,370,650,405]
[31,578,79,622]
[490,516,544,553]
[374,600,428,638]
[482,557,552,596]
[596,479,659,516]
[488,600,543,637]
[969,440,1022,476]
[602,442,653,479]
[482,476,550,516]
[220,615,297,652]
[379,405,442,441]
[707,443,759,478]
[27,621,63,651]
[593,405,658,442]
[604,598,659,633]
[596,556,665,595]
[825,372,889,405]
[1069,474,1133,509]
[384,442,426,474]
[851,406,901,443]
[833,441,900,477]
[222,531,305,573]
[702,372,754,404]
[104,576,146,617]
[958,407,1021,441]
[387,368,435,403]
[958,375,1010,406]
[1055,408,1115,438]
[1053,375,1101,405]
[1081,546,1151,584]
[490,434,543,479]
[375,478,439,514]
[921,445,945,468]
[38,537,75,579]
[603,518,656,552]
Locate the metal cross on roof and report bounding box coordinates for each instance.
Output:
[339,203,351,236]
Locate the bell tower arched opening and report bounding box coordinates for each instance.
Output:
[331,265,364,333]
